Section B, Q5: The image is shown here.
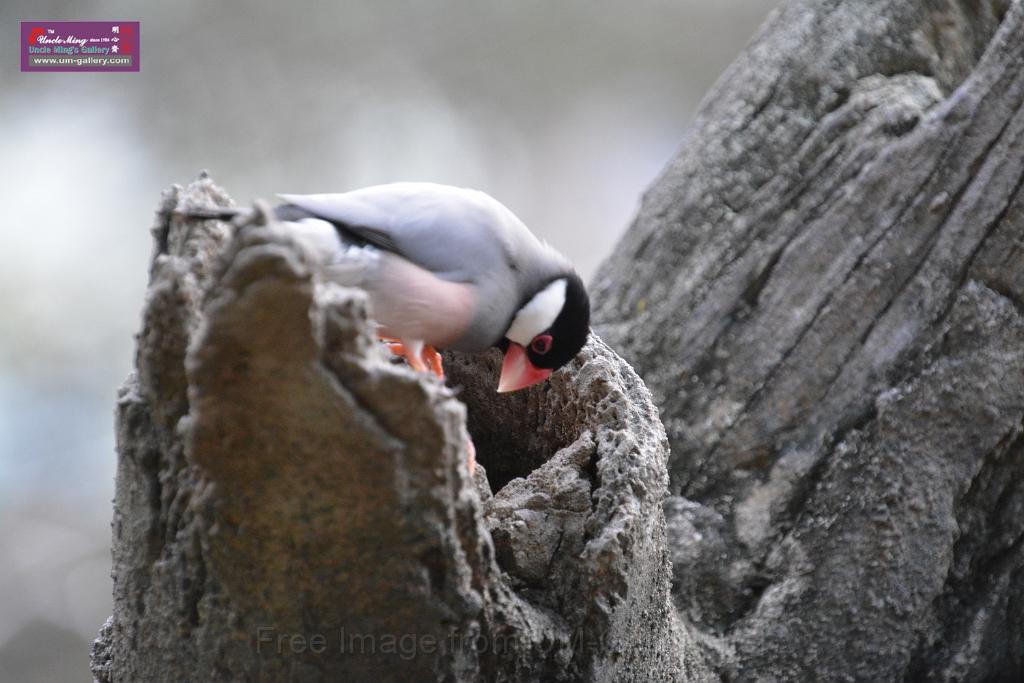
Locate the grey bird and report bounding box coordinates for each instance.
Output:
[197,182,591,393]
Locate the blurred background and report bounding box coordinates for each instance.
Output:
[0,1,776,679]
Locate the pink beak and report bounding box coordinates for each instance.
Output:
[498,342,552,393]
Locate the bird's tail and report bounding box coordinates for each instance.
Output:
[172,203,374,286]
[173,203,318,226]
[172,205,249,220]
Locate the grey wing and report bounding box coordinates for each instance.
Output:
[273,201,400,253]
[278,183,527,284]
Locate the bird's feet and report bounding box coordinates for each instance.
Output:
[379,336,474,473]
[379,337,445,379]
[465,436,476,475]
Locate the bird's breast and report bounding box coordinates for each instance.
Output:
[365,253,476,349]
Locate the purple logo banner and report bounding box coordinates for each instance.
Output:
[21,21,139,72]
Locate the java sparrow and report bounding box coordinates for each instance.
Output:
[216,182,591,393]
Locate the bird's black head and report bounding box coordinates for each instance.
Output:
[497,271,590,393]
[525,271,590,370]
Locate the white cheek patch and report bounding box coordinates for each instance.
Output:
[506,278,567,346]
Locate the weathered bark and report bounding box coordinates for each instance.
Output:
[90,176,706,682]
[593,0,1024,680]
[94,2,1024,681]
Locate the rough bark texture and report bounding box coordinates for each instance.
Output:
[90,175,706,682]
[94,1,1024,681]
[592,0,1024,680]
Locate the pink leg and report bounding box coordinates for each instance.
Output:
[380,337,472,472]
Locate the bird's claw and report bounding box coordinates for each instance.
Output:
[378,336,474,474]
[380,337,445,380]
[465,435,476,475]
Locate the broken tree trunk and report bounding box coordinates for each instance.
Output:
[89,176,707,682]
[93,2,1024,681]
[593,0,1024,680]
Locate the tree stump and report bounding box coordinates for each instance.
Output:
[90,176,705,682]
[93,1,1024,680]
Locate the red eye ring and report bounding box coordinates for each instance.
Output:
[530,334,553,355]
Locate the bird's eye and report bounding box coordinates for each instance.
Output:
[530,334,553,355]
